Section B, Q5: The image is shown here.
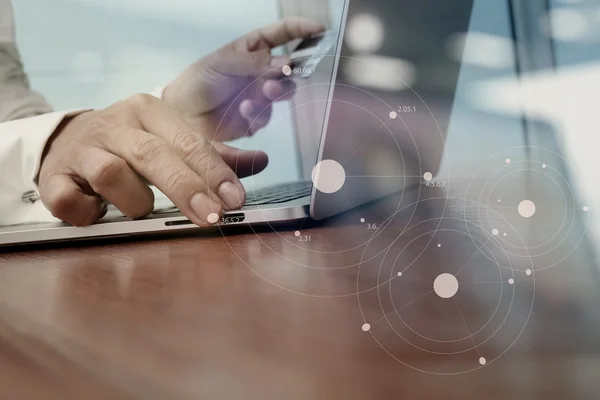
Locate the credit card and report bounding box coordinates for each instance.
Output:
[290,29,338,78]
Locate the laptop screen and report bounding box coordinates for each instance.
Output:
[300,0,475,218]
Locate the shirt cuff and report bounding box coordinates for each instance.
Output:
[28,109,92,193]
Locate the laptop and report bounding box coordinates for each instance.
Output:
[0,0,473,247]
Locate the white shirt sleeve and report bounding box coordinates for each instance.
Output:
[0,86,167,227]
[0,109,89,226]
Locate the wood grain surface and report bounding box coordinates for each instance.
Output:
[1,180,599,399]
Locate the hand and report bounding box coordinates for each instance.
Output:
[38,94,268,227]
[163,18,325,142]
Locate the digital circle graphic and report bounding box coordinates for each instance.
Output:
[517,200,536,218]
[433,273,459,299]
[311,159,347,194]
[200,52,579,378]
[357,212,534,375]
[211,53,440,299]
[461,146,591,273]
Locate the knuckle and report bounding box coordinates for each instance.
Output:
[88,158,128,192]
[173,130,208,160]
[126,93,155,112]
[130,137,164,165]
[165,169,193,192]
[87,111,122,138]
[190,145,219,177]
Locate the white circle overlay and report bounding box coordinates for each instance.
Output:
[207,213,219,224]
[518,200,536,218]
[312,159,346,194]
[433,273,459,299]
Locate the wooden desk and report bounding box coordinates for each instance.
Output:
[1,177,599,399]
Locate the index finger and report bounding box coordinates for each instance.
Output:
[253,17,325,49]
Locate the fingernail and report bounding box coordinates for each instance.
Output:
[190,193,221,224]
[218,181,245,210]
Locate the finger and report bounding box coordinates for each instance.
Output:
[78,149,155,219]
[262,79,296,102]
[212,114,254,142]
[39,174,106,227]
[210,49,290,79]
[239,100,272,135]
[104,127,224,226]
[116,95,245,212]
[250,17,326,49]
[185,103,253,142]
[213,142,269,178]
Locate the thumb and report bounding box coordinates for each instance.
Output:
[210,49,291,79]
[213,142,269,178]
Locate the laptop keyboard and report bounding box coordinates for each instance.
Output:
[244,181,312,206]
[152,181,312,215]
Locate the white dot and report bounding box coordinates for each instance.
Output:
[389,111,398,119]
[437,244,442,248]
[505,158,511,164]
[583,206,589,212]
[346,13,385,53]
[479,357,487,366]
[423,172,433,182]
[362,323,371,332]
[518,200,536,218]
[433,273,459,299]
[508,278,515,285]
[492,229,499,236]
[542,164,547,169]
[294,231,301,237]
[282,65,292,76]
[312,159,346,194]
[397,271,403,277]
[207,213,220,224]
[498,199,501,203]
[360,218,366,223]
[526,269,532,276]
[503,233,508,237]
